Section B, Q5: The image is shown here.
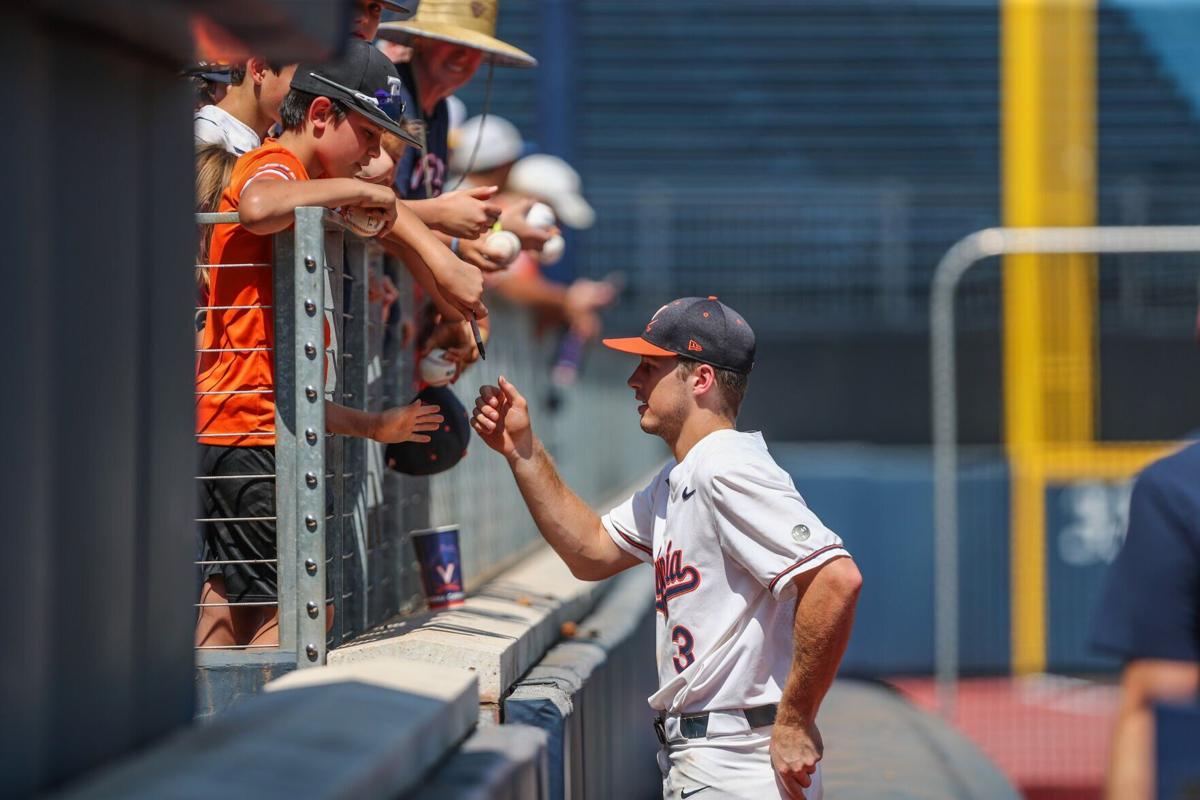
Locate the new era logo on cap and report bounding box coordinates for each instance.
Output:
[603,296,756,374]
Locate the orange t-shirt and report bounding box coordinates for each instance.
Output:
[196,142,312,447]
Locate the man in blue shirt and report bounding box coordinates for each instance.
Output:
[1091,441,1200,798]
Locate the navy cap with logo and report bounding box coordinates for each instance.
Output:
[385,386,470,476]
[291,39,423,148]
[602,296,756,374]
[381,0,419,19]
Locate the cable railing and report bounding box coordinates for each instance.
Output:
[192,207,662,693]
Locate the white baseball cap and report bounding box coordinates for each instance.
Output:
[449,115,524,174]
[507,154,595,230]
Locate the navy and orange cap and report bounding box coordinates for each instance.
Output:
[602,296,756,375]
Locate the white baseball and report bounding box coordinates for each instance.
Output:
[419,348,457,387]
[525,202,557,231]
[539,234,565,265]
[484,230,521,266]
[339,206,388,237]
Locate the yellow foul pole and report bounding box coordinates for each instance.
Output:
[1001,0,1097,675]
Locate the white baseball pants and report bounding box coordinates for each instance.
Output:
[655,712,823,800]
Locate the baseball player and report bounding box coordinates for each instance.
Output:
[471,296,862,799]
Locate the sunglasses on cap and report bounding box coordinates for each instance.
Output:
[308,72,407,123]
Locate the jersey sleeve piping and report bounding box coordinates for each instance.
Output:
[602,515,653,564]
[610,517,652,556]
[767,544,849,595]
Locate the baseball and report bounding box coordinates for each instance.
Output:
[539,233,565,265]
[338,206,388,237]
[484,230,522,266]
[419,348,457,387]
[526,201,557,231]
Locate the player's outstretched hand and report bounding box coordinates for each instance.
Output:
[471,376,533,460]
[371,400,443,444]
[770,719,823,799]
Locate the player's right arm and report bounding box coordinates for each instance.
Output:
[472,377,641,581]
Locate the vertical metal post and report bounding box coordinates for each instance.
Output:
[343,236,371,637]
[930,244,963,720]
[931,230,1001,719]
[324,224,346,649]
[274,206,328,667]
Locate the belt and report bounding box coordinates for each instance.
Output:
[653,704,778,745]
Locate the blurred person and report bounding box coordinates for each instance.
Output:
[195,41,446,648]
[358,130,411,320]
[377,0,553,269]
[471,298,861,800]
[507,153,596,232]
[194,58,297,155]
[452,119,616,344]
[351,0,418,43]
[187,64,232,109]
[194,145,238,373]
[1091,441,1200,799]
[194,144,237,274]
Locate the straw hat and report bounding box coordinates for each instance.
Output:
[376,0,536,68]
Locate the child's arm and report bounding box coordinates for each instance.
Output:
[403,185,501,238]
[239,177,398,235]
[325,399,443,443]
[381,200,488,321]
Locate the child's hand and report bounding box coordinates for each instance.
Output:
[498,197,555,252]
[353,181,400,234]
[431,249,488,320]
[456,235,509,273]
[370,400,443,443]
[431,186,502,238]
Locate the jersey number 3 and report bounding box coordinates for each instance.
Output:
[671,625,695,673]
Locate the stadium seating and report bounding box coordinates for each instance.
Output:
[463,1,1200,334]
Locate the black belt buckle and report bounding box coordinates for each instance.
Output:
[679,712,710,739]
[653,716,667,745]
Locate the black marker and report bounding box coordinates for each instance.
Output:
[470,313,486,360]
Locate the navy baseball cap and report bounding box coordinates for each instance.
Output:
[603,296,756,374]
[291,39,423,148]
[385,386,470,475]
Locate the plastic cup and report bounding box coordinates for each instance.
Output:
[411,525,465,609]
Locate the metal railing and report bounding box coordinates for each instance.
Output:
[193,208,662,685]
[929,225,1200,717]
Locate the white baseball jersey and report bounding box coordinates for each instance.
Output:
[603,428,849,714]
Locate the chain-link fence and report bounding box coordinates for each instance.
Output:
[577,184,1200,339]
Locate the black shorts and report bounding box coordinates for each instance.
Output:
[198,445,278,604]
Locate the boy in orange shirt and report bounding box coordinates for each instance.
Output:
[196,40,445,647]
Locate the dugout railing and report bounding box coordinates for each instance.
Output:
[191,208,661,713]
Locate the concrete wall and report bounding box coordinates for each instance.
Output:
[1,2,342,794]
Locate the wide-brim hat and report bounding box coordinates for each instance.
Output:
[376,0,536,68]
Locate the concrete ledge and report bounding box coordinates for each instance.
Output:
[407,724,550,799]
[329,546,606,703]
[55,660,477,800]
[503,565,661,800]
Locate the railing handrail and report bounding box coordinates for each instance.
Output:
[928,224,1200,717]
